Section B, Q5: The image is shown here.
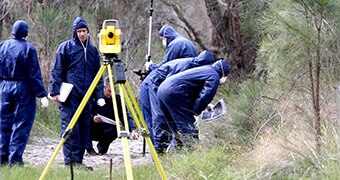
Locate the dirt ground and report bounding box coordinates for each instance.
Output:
[23,136,154,170]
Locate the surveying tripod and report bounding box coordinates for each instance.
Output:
[39,54,167,180]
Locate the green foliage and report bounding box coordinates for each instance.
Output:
[240,0,266,38]
[32,5,73,52]
[32,103,60,138]
[0,165,107,180]
[224,80,275,146]
[257,0,340,89]
[163,147,234,179]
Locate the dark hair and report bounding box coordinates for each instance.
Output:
[104,76,117,86]
[104,76,110,86]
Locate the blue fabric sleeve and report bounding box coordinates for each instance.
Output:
[49,43,66,96]
[193,77,219,114]
[93,50,104,99]
[27,44,47,97]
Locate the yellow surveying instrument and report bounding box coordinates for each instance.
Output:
[39,19,167,180]
[98,19,122,54]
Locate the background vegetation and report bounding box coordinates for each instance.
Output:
[1,0,340,179]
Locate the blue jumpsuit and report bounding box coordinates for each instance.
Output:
[149,50,215,152]
[140,25,197,143]
[49,17,104,164]
[148,24,198,71]
[157,60,230,149]
[0,20,47,165]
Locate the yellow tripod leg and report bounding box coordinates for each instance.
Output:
[122,81,168,180]
[107,64,134,180]
[125,81,148,129]
[39,65,107,180]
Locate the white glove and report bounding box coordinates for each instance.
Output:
[206,103,214,111]
[97,98,106,107]
[40,97,49,108]
[145,60,154,71]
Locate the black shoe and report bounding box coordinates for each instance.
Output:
[97,144,109,155]
[155,148,166,156]
[86,148,98,156]
[65,163,93,171]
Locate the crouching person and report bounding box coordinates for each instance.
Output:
[157,59,230,151]
[86,76,139,155]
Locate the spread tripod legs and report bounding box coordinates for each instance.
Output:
[40,62,167,180]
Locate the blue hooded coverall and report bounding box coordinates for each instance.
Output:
[148,24,198,71]
[140,25,197,143]
[148,50,215,152]
[157,60,230,148]
[0,20,47,165]
[49,17,104,164]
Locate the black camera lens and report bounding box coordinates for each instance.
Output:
[108,32,114,38]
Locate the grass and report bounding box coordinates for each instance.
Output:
[0,145,235,180]
[0,165,108,180]
[5,76,340,179]
[31,102,60,139]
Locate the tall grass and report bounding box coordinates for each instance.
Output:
[31,102,60,140]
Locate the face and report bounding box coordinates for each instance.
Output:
[76,28,88,43]
[160,36,167,47]
[104,86,112,98]
[219,61,228,84]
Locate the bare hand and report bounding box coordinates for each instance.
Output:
[51,95,60,102]
[130,130,139,140]
[93,115,102,123]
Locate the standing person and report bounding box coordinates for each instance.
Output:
[141,24,198,143]
[86,76,139,155]
[157,59,230,150]
[0,20,49,166]
[144,50,215,153]
[49,17,104,169]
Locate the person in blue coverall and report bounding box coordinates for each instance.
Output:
[143,50,215,153]
[49,17,104,169]
[141,24,197,143]
[145,24,198,71]
[86,76,139,155]
[157,59,230,150]
[0,20,49,166]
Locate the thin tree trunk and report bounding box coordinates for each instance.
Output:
[314,11,322,154]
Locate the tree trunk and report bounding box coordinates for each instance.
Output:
[0,18,2,38]
[205,0,257,81]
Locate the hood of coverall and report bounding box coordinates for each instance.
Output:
[72,17,89,43]
[191,50,215,66]
[12,20,28,39]
[158,25,181,46]
[212,59,230,78]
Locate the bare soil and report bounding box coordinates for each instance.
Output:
[23,136,154,170]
